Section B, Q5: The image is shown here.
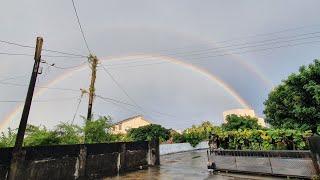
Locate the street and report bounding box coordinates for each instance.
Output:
[110,150,284,180]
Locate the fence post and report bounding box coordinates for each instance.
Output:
[308,135,320,175]
[76,145,87,180]
[7,149,26,180]
[118,143,126,173]
[148,139,160,166]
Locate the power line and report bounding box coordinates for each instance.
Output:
[95,94,137,108]
[0,81,80,92]
[103,31,320,67]
[0,96,78,103]
[0,52,86,59]
[100,65,146,112]
[95,95,142,115]
[71,93,84,124]
[70,0,92,54]
[0,39,87,58]
[133,23,320,54]
[42,60,87,70]
[99,66,176,118]
[103,39,320,70]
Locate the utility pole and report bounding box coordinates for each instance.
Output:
[8,37,43,180]
[14,37,43,149]
[86,54,98,120]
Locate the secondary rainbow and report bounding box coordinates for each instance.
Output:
[0,54,251,130]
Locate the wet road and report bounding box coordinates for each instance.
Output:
[107,150,284,180]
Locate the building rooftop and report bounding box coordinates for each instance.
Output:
[113,115,151,125]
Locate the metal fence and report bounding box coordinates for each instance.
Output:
[208,149,318,178]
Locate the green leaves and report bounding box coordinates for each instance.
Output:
[84,116,112,144]
[0,128,16,148]
[222,114,262,131]
[264,59,320,133]
[127,124,170,142]
[209,128,312,150]
[183,121,215,147]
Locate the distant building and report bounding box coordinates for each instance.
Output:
[111,115,151,134]
[223,108,266,127]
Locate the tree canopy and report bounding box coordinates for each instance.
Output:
[127,124,170,142]
[264,59,320,133]
[222,114,262,131]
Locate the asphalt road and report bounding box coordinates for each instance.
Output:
[106,150,285,180]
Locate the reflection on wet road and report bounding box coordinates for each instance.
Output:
[107,150,284,180]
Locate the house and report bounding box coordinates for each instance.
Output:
[223,108,266,127]
[111,115,151,134]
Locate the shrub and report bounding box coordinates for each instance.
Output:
[128,124,170,142]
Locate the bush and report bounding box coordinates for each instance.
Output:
[128,124,170,142]
[222,114,262,131]
[210,128,312,150]
[83,116,113,143]
[55,123,83,144]
[169,130,185,143]
[24,125,60,146]
[183,121,215,147]
[0,128,16,148]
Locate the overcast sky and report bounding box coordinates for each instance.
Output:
[1,0,320,131]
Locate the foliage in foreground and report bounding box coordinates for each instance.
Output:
[0,116,315,150]
[212,128,312,150]
[182,121,215,147]
[127,124,170,142]
[264,59,320,133]
[222,114,262,131]
[0,116,130,148]
[182,119,313,150]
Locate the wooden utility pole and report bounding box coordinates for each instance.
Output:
[8,37,43,180]
[86,54,98,120]
[14,37,43,149]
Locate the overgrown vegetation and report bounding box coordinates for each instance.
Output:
[222,114,262,131]
[0,116,315,150]
[183,121,215,147]
[127,124,170,142]
[264,59,320,133]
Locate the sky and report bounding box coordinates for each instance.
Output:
[1,0,320,131]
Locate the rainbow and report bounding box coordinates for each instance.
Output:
[0,54,250,131]
[98,26,273,88]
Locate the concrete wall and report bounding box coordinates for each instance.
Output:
[0,140,159,180]
[209,150,318,178]
[160,141,208,155]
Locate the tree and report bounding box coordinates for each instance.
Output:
[0,128,16,148]
[127,124,170,142]
[264,59,320,133]
[222,114,262,131]
[169,129,185,143]
[183,121,215,147]
[24,125,60,146]
[83,116,113,143]
[55,123,83,144]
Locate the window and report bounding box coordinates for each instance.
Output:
[119,124,122,130]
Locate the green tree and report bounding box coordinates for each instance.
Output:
[127,124,170,142]
[0,128,16,148]
[264,59,320,133]
[222,114,262,131]
[55,123,83,144]
[183,121,215,147]
[83,116,113,143]
[24,125,60,146]
[169,129,185,143]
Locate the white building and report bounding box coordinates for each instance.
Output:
[111,115,151,134]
